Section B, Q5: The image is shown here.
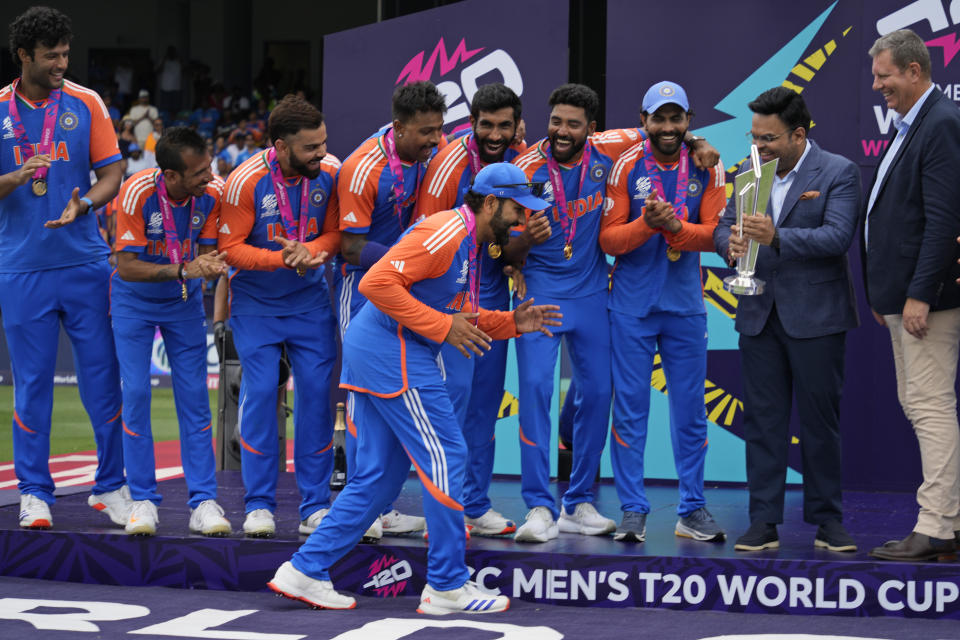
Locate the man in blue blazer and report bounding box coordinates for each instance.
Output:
[862,30,960,563]
[715,87,861,553]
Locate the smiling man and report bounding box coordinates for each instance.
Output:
[0,6,130,531]
[714,87,861,554]
[861,30,960,563]
[334,81,448,540]
[602,81,726,544]
[218,94,341,539]
[269,163,560,614]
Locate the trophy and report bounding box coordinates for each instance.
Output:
[723,145,778,296]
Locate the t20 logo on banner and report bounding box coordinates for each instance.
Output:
[396,37,523,129]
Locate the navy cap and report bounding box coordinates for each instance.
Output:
[471,163,551,211]
[642,81,690,114]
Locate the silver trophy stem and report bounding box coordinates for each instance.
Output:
[724,144,770,296]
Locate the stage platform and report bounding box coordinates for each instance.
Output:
[0,472,957,620]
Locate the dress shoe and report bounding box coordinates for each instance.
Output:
[868,532,956,562]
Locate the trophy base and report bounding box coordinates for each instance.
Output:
[723,275,765,296]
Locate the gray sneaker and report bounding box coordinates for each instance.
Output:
[675,507,725,542]
[614,511,646,542]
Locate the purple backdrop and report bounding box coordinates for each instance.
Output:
[321,0,569,160]
[607,0,960,492]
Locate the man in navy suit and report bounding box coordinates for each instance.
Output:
[714,87,861,553]
[862,30,960,563]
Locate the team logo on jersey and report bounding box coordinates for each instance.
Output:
[687,179,702,197]
[1,116,13,139]
[633,176,652,200]
[147,211,162,234]
[590,163,607,182]
[259,194,279,218]
[541,180,554,204]
[343,211,358,223]
[59,111,78,131]
[310,187,327,207]
[191,214,203,229]
[456,259,469,284]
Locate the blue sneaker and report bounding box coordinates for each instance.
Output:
[675,507,725,542]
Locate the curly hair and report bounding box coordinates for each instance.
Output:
[9,6,72,66]
[548,83,600,124]
[392,81,447,123]
[267,94,324,144]
[470,83,522,122]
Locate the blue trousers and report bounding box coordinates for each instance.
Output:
[0,261,123,503]
[516,288,611,517]
[610,310,708,517]
[231,309,336,520]
[111,315,216,508]
[335,268,403,516]
[291,384,469,591]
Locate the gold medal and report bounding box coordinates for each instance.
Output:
[563,243,573,260]
[32,179,47,196]
[666,247,682,262]
[487,243,501,259]
[181,281,188,301]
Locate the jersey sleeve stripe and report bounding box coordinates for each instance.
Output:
[422,215,463,250]
[225,158,264,205]
[121,174,156,213]
[122,180,156,216]
[423,217,466,254]
[610,144,642,185]
[225,159,259,204]
[427,145,467,197]
[350,147,383,195]
[322,154,341,169]
[63,80,111,119]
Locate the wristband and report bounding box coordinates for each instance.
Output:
[178,263,186,280]
[359,241,390,269]
[80,196,94,213]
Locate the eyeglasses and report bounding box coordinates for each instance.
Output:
[493,182,546,197]
[745,130,791,143]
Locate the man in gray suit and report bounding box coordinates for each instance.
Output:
[714,87,861,552]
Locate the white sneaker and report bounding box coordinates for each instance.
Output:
[19,494,52,529]
[361,515,383,542]
[558,502,616,536]
[298,508,329,535]
[381,509,426,534]
[513,506,558,543]
[88,485,133,526]
[189,500,231,537]
[243,508,276,538]
[465,509,516,536]
[417,580,510,615]
[126,500,159,536]
[267,561,356,609]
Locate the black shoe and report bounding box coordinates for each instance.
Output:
[869,532,956,562]
[734,521,778,551]
[613,511,646,542]
[814,520,857,552]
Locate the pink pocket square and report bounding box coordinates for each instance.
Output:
[799,190,821,200]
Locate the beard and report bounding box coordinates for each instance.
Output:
[289,152,322,179]
[490,203,514,248]
[548,132,587,163]
[648,128,687,158]
[475,133,509,164]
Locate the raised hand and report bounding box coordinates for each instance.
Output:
[45,187,86,229]
[513,298,562,337]
[689,139,720,170]
[523,209,552,245]
[14,154,51,186]
[445,312,492,358]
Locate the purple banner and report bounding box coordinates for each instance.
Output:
[607,0,960,492]
[322,0,569,160]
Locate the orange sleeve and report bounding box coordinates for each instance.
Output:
[115,180,148,252]
[75,88,121,168]
[358,220,465,343]
[337,145,379,233]
[590,128,644,161]
[198,177,224,243]
[663,165,726,252]
[478,308,518,340]
[304,165,341,257]
[599,151,658,256]
[218,175,285,270]
[417,147,464,219]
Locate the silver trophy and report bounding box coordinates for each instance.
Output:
[723,145,778,296]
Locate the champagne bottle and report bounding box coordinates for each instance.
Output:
[330,402,348,491]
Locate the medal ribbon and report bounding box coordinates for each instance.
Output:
[642,140,689,219]
[382,127,424,231]
[156,171,196,266]
[456,204,480,324]
[267,148,309,242]
[8,78,61,185]
[464,133,483,176]
[545,140,591,251]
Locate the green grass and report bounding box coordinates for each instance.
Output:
[0,386,218,462]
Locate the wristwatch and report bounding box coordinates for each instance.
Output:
[688,135,705,145]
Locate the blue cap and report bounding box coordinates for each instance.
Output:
[642,81,690,114]
[128,142,140,152]
[471,163,551,211]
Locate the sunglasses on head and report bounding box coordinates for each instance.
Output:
[492,182,547,197]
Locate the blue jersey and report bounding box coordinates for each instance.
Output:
[0,80,122,273]
[219,149,341,316]
[341,210,516,397]
[417,133,524,308]
[111,169,223,320]
[603,143,726,317]
[513,128,643,299]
